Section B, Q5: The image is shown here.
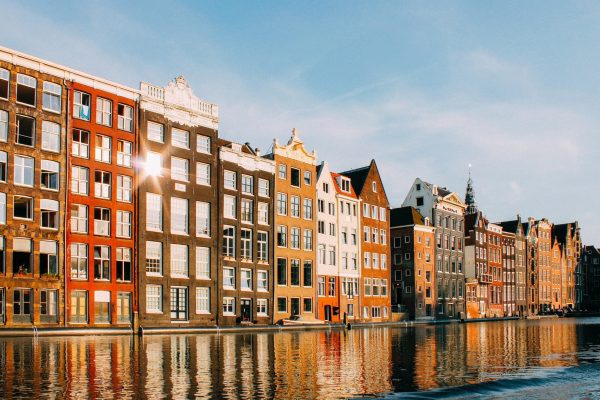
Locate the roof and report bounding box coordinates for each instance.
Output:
[340,164,370,195]
[330,172,358,199]
[390,206,424,227]
[464,212,480,231]
[498,220,519,234]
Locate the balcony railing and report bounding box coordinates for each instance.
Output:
[140,82,219,118]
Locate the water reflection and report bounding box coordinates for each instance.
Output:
[0,318,598,399]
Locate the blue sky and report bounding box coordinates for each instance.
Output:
[2,0,600,243]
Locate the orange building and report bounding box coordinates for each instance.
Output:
[487,223,503,317]
[551,239,562,310]
[266,129,317,321]
[342,160,391,321]
[536,219,553,313]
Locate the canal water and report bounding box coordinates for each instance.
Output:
[1,318,599,399]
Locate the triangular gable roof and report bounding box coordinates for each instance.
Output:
[443,192,466,208]
[341,159,390,205]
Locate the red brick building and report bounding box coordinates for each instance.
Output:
[66,81,138,327]
[487,223,503,317]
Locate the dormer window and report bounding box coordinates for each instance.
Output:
[341,178,351,193]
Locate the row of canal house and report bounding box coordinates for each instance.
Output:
[0,46,393,329]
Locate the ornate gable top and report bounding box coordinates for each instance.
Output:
[272,128,317,165]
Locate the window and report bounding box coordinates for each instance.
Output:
[257,299,268,316]
[258,179,269,197]
[224,195,236,219]
[117,140,132,167]
[304,171,312,185]
[170,287,188,320]
[291,259,300,286]
[146,242,162,275]
[196,201,210,237]
[241,229,252,260]
[329,246,337,266]
[371,205,378,220]
[258,202,269,225]
[223,226,235,258]
[42,121,60,152]
[304,229,313,251]
[16,74,36,106]
[196,163,210,185]
[117,292,131,323]
[171,198,189,234]
[224,170,236,190]
[116,248,132,282]
[116,210,132,238]
[241,199,253,223]
[14,155,34,186]
[39,241,58,275]
[364,227,370,242]
[291,227,300,249]
[41,160,60,190]
[341,178,350,192]
[96,98,113,126]
[291,168,300,187]
[70,243,88,279]
[13,196,33,220]
[146,285,162,313]
[278,164,287,179]
[277,258,287,285]
[380,207,386,221]
[318,277,326,296]
[71,204,88,233]
[364,252,370,268]
[40,289,58,319]
[197,134,211,153]
[146,193,162,231]
[118,104,133,131]
[170,244,188,277]
[71,291,88,323]
[42,81,61,113]
[277,297,287,313]
[241,269,252,290]
[291,196,300,217]
[363,203,370,218]
[72,129,89,158]
[94,245,110,281]
[372,181,377,192]
[223,297,235,315]
[223,267,235,288]
[148,122,164,142]
[171,128,189,149]
[277,225,287,247]
[94,207,110,236]
[12,238,32,275]
[144,151,162,174]
[196,247,210,279]
[117,175,132,203]
[328,277,336,296]
[196,287,210,314]
[277,193,287,215]
[0,68,8,99]
[303,298,313,313]
[171,157,189,182]
[93,171,112,200]
[0,110,7,142]
[303,261,313,287]
[73,91,91,121]
[257,270,268,291]
[241,175,254,194]
[41,199,59,229]
[303,198,313,219]
[416,197,424,207]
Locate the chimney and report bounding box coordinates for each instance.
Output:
[255,148,260,157]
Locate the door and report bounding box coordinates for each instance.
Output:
[291,298,300,316]
[241,299,251,322]
[324,305,332,321]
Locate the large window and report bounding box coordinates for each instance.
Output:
[95,293,111,324]
[196,201,210,237]
[257,270,268,291]
[223,297,235,315]
[40,289,58,321]
[117,175,132,203]
[39,240,58,275]
[40,199,59,229]
[196,247,210,279]
[196,287,210,314]
[224,195,236,219]
[257,232,268,262]
[290,227,300,249]
[117,140,132,167]
[72,129,89,158]
[277,193,287,215]
[241,269,252,290]
[291,259,300,286]
[95,134,111,163]
[14,155,34,186]
[146,193,162,231]
[171,128,189,149]
[41,121,60,152]
[303,261,313,287]
[71,291,88,323]
[171,157,189,182]
[224,170,237,190]
[146,242,162,275]
[241,175,254,194]
[147,122,164,142]
[94,207,111,236]
[197,134,211,153]
[13,196,33,220]
[0,110,7,142]
[241,199,253,223]
[96,97,113,126]
[223,267,235,289]
[117,292,131,323]
[116,210,132,238]
[146,285,162,313]
[118,104,133,132]
[171,197,188,234]
[223,226,235,258]
[241,229,252,260]
[169,244,189,278]
[94,245,110,281]
[258,179,269,197]
[0,194,5,224]
[13,238,32,275]
[258,202,269,225]
[277,258,287,285]
[0,68,8,100]
[70,243,88,279]
[41,160,60,191]
[196,162,210,185]
[291,168,300,187]
[94,170,111,199]
[73,91,91,121]
[13,289,32,323]
[277,225,287,247]
[72,166,89,195]
[303,229,313,251]
[0,152,5,182]
[42,81,61,113]
[303,198,313,219]
[16,74,36,106]
[290,196,300,217]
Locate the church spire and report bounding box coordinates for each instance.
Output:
[465,164,478,215]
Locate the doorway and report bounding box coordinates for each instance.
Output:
[241,299,251,322]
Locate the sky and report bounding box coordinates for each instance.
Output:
[2,0,600,243]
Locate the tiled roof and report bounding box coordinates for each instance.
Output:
[390,206,424,227]
[330,172,358,198]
